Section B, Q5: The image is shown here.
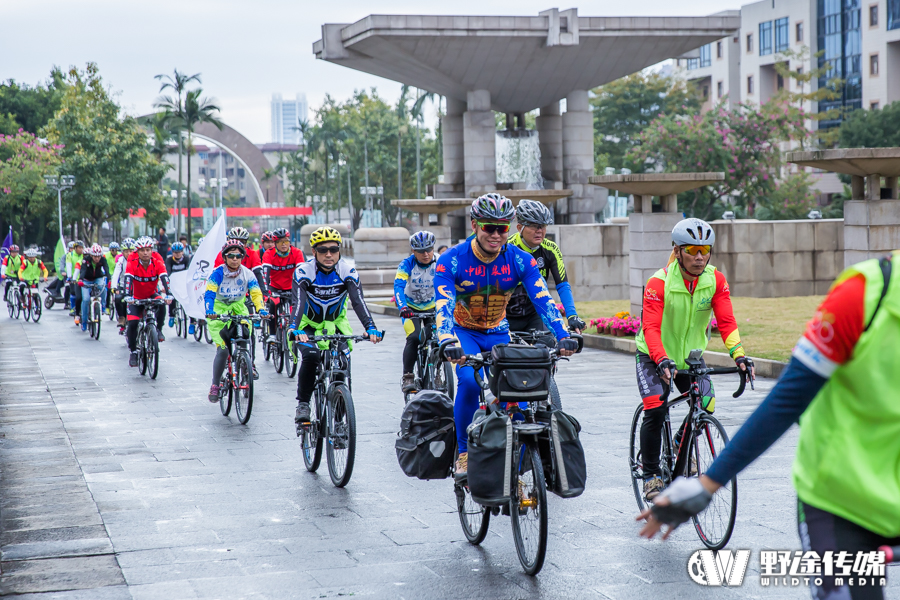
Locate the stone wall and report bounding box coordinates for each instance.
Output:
[547,223,629,301]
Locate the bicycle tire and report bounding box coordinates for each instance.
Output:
[326,383,356,487]
[629,403,674,513]
[32,294,41,323]
[147,325,159,380]
[285,334,297,378]
[43,293,53,310]
[175,309,183,337]
[194,320,205,342]
[204,322,212,344]
[511,442,549,575]
[180,308,188,339]
[272,327,285,374]
[22,293,31,322]
[138,328,148,376]
[549,376,561,411]
[456,478,490,544]
[691,415,737,550]
[13,291,21,319]
[7,290,14,318]
[93,302,101,340]
[301,391,323,472]
[234,351,254,424]
[219,367,233,416]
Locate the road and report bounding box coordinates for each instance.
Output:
[0,305,895,599]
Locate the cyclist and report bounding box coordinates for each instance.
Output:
[124,236,171,367]
[165,242,192,328]
[507,199,585,343]
[104,242,120,274]
[204,240,267,402]
[259,231,275,262]
[634,218,754,502]
[214,226,265,289]
[17,248,48,298]
[261,228,305,343]
[394,230,439,393]
[640,250,900,600]
[2,244,22,302]
[111,238,135,333]
[435,194,578,475]
[287,226,381,432]
[66,240,85,318]
[78,244,110,333]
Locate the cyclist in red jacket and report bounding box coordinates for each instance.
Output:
[261,228,304,343]
[124,236,171,367]
[214,226,264,289]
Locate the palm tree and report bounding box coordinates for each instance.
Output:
[410,89,440,199]
[397,86,412,200]
[181,89,223,245]
[154,70,200,237]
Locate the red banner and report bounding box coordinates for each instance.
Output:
[226,207,312,217]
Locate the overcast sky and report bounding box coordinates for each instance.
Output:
[4,0,739,144]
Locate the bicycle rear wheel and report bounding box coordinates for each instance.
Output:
[511,442,549,575]
[456,477,490,544]
[175,308,183,337]
[285,333,297,378]
[549,377,561,411]
[301,392,323,472]
[194,320,205,342]
[13,291,21,319]
[7,290,14,318]
[234,351,254,424]
[138,329,149,375]
[146,325,159,380]
[219,367,233,416]
[22,293,32,322]
[691,415,737,550]
[31,294,41,323]
[629,403,673,513]
[179,308,188,338]
[326,384,356,487]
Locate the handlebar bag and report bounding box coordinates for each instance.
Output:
[489,344,552,402]
[395,390,455,480]
[466,409,513,506]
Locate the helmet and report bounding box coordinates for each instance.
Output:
[309,226,342,247]
[24,248,39,258]
[67,241,75,251]
[470,193,514,222]
[121,238,136,250]
[88,243,103,257]
[672,218,716,247]
[261,231,275,243]
[74,240,84,248]
[171,242,185,253]
[135,237,154,250]
[221,240,246,257]
[515,199,553,226]
[272,228,290,241]
[227,226,250,241]
[9,244,19,253]
[410,231,436,251]
[108,242,120,251]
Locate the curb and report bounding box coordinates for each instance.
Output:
[366,304,786,379]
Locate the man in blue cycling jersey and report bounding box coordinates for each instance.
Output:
[435,193,578,476]
[395,230,439,394]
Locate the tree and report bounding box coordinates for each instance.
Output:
[146,112,175,195]
[42,64,169,242]
[0,130,62,248]
[592,71,701,173]
[772,47,844,148]
[0,69,65,135]
[755,170,819,220]
[840,101,900,148]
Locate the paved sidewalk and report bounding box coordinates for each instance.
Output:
[1,308,895,599]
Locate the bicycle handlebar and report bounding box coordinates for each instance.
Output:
[127,297,169,306]
[409,311,436,318]
[299,330,386,343]
[659,364,751,404]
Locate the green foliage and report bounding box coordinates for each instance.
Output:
[839,101,900,148]
[755,171,819,220]
[591,71,701,173]
[41,63,169,242]
[0,68,65,135]
[772,47,844,148]
[0,130,62,247]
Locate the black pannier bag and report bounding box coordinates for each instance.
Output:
[466,409,513,505]
[548,410,586,498]
[395,390,455,480]
[489,344,552,403]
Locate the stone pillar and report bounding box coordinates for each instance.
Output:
[441,97,465,191]
[629,201,682,316]
[844,173,900,267]
[562,90,596,224]
[536,102,562,187]
[463,90,495,196]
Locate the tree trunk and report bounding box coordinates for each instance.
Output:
[186,131,193,246]
[335,154,342,225]
[176,133,183,239]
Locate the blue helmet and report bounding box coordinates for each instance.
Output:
[108,241,120,251]
[171,242,185,253]
[409,231,436,251]
[121,238,136,250]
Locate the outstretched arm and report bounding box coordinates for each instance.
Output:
[518,254,568,340]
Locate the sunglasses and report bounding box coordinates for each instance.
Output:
[681,245,711,256]
[315,245,341,255]
[224,253,244,260]
[477,222,510,235]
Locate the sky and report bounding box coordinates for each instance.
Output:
[3,0,739,144]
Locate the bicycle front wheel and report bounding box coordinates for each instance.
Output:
[146,325,159,380]
[511,442,549,576]
[204,322,212,344]
[7,291,14,318]
[284,333,297,378]
[691,415,737,550]
[175,309,183,337]
[301,392,323,472]
[194,320,205,342]
[549,376,561,411]
[93,302,101,340]
[456,477,490,544]
[138,329,148,376]
[13,292,21,319]
[22,293,32,322]
[31,294,41,323]
[629,403,674,513]
[234,351,254,424]
[326,384,356,487]
[219,369,233,416]
[272,328,285,373]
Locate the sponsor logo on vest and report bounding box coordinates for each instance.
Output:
[688,549,750,586]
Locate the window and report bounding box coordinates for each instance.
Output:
[717,81,724,98]
[889,0,900,29]
[778,73,785,90]
[870,53,879,75]
[686,57,700,70]
[225,168,234,178]
[796,21,804,42]
[775,17,789,52]
[759,21,773,55]
[717,41,723,58]
[702,85,709,100]
[870,4,879,26]
[746,33,753,52]
[699,44,711,68]
[747,75,754,94]
[237,168,245,178]
[871,101,880,109]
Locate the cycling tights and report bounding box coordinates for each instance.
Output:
[453,327,510,453]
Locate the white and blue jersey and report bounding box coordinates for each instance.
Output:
[204,265,263,314]
[393,254,438,312]
[289,258,375,330]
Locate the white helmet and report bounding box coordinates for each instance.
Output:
[672,218,715,247]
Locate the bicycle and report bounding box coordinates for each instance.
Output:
[269,290,296,377]
[128,297,167,380]
[508,329,569,411]
[6,281,21,319]
[210,314,266,424]
[82,280,105,340]
[194,318,213,344]
[173,302,188,338]
[450,344,580,576]
[16,282,43,323]
[296,330,384,488]
[403,311,455,404]
[629,348,753,550]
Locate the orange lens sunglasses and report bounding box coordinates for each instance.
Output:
[682,245,711,256]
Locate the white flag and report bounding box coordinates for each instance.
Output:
[170,215,227,320]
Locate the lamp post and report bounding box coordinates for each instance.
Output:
[44,175,75,243]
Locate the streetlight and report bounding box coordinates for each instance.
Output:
[44,174,75,244]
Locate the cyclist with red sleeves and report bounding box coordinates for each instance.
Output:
[261,228,304,343]
[214,227,265,290]
[259,231,275,262]
[634,218,754,501]
[123,236,172,367]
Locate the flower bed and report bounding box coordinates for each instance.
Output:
[589,311,640,337]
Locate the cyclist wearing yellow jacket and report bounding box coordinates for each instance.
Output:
[2,244,22,302]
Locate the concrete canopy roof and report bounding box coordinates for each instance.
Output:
[313,9,740,114]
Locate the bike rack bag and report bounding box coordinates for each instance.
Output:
[545,410,586,498]
[488,344,552,403]
[466,408,513,506]
[395,390,456,480]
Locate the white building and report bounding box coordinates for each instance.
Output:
[271,93,308,145]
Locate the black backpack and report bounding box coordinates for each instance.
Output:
[466,409,513,506]
[395,390,455,480]
[489,344,552,403]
